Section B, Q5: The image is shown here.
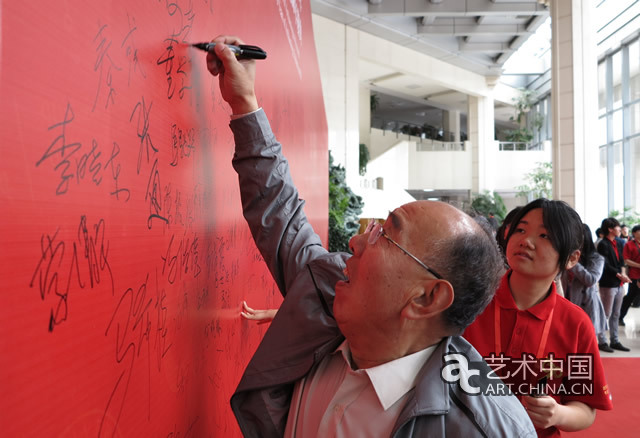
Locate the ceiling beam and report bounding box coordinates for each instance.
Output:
[418,22,529,35]
[526,14,548,32]
[368,0,548,17]
[420,16,436,26]
[459,42,513,52]
[370,72,406,85]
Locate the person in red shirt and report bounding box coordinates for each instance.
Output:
[620,225,640,325]
[464,199,612,437]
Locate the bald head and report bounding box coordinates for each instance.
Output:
[395,201,503,333]
[400,200,482,240]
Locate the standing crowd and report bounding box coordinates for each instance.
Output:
[563,219,640,354]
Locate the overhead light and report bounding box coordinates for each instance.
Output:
[368,0,383,4]
[430,0,443,3]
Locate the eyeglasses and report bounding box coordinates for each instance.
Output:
[365,220,444,280]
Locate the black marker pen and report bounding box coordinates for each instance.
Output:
[191,42,267,60]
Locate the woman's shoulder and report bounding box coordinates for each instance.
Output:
[554,294,593,324]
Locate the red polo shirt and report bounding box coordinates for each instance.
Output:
[623,239,640,280]
[464,272,613,437]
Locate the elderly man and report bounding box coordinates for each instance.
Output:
[207,35,535,437]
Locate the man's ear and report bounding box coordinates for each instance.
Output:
[402,280,454,321]
[566,249,581,270]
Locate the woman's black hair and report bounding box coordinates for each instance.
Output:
[504,198,583,275]
[579,223,598,266]
[496,206,523,260]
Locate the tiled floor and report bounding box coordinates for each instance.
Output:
[606,306,640,358]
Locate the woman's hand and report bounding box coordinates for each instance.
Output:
[240,301,278,324]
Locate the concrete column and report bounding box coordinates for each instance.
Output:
[443,110,461,142]
[344,26,360,189]
[469,95,496,193]
[550,0,603,226]
[359,84,371,166]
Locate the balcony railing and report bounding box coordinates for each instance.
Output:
[416,141,465,151]
[498,141,544,151]
[372,117,465,143]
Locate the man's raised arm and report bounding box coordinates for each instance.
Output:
[207,35,328,295]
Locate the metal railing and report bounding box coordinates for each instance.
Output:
[498,141,544,151]
[416,140,465,151]
[371,117,464,143]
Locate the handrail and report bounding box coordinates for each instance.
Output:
[498,142,544,151]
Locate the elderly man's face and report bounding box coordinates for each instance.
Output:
[333,201,471,342]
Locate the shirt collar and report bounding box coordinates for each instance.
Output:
[495,270,557,320]
[335,341,436,411]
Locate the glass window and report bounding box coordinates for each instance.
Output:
[630,40,639,102]
[598,61,607,116]
[613,142,624,212]
[612,109,623,141]
[613,51,622,110]
[599,145,608,213]
[631,102,640,136]
[630,136,640,210]
[598,116,607,146]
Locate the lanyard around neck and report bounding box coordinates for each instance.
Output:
[494,299,554,358]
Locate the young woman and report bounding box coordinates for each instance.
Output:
[464,199,612,437]
[561,224,608,350]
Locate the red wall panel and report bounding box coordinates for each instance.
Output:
[0,0,327,436]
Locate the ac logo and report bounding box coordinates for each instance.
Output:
[441,353,481,394]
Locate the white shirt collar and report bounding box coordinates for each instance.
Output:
[335,341,437,411]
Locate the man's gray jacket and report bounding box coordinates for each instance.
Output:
[228,110,536,438]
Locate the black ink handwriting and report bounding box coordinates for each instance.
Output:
[130,97,157,175]
[37,103,81,195]
[104,142,131,202]
[169,124,195,167]
[92,24,121,112]
[29,216,114,331]
[121,13,147,85]
[161,232,201,284]
[145,158,168,228]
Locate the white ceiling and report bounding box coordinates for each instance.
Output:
[311,0,550,126]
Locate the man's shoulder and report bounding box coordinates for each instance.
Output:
[305,251,349,290]
[439,337,536,436]
[597,239,609,253]
[624,239,639,252]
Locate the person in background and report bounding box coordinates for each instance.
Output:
[619,225,640,326]
[207,35,536,437]
[487,212,499,231]
[464,199,613,437]
[595,228,604,247]
[561,224,609,351]
[596,217,631,352]
[620,224,631,241]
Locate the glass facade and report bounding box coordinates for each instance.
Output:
[598,37,640,214]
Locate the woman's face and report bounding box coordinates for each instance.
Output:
[506,208,559,280]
